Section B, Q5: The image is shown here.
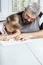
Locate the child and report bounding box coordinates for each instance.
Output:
[0,14,21,41]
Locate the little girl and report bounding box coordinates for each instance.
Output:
[0,14,21,41]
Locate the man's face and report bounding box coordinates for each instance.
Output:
[23,10,36,23]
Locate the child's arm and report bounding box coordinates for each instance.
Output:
[5,29,21,41]
[0,29,21,41]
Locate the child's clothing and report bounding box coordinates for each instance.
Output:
[0,23,8,36]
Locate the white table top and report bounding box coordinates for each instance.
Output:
[0,38,43,65]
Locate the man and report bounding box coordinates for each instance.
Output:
[14,2,43,40]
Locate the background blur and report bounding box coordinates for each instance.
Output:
[0,0,43,20]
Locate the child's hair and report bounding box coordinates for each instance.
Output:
[3,14,20,34]
[6,14,20,29]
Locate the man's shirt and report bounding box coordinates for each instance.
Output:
[16,11,43,33]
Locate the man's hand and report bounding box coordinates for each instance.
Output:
[15,33,32,41]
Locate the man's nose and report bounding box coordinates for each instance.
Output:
[28,18,31,22]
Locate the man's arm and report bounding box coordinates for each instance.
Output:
[28,30,43,39]
[15,30,43,40]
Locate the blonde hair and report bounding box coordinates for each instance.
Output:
[4,14,20,29]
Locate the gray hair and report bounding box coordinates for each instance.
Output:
[25,2,40,16]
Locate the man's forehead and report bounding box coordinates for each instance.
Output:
[24,10,37,19]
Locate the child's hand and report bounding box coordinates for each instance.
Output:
[3,36,9,41]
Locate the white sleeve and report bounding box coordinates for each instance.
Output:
[39,15,43,26]
[0,23,7,35]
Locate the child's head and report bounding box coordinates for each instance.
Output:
[4,14,20,34]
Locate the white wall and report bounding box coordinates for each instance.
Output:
[0,0,12,20]
[40,0,43,12]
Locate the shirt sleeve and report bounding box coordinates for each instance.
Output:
[39,15,43,26]
[39,15,43,29]
[0,23,7,36]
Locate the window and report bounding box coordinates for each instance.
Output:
[0,0,40,21]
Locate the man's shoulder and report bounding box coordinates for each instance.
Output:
[16,11,23,16]
[38,12,43,18]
